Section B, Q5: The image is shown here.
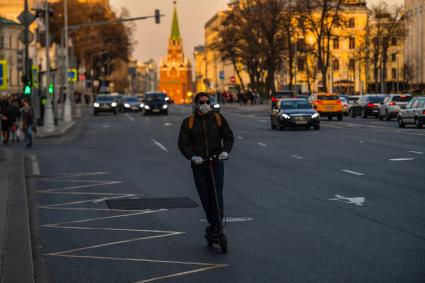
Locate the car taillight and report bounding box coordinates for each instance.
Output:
[423,110,425,115]
[272,97,278,103]
[389,101,396,106]
[367,103,376,107]
[336,100,341,104]
[315,100,322,105]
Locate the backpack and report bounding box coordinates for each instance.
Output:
[188,112,222,129]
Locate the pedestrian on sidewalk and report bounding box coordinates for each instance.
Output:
[8,99,21,142]
[178,92,234,237]
[0,97,10,145]
[21,99,34,149]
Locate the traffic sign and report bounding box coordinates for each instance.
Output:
[17,10,36,26]
[230,75,236,83]
[19,31,35,44]
[68,69,77,82]
[0,60,8,90]
[219,71,225,80]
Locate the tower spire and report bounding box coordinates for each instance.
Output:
[170,1,181,40]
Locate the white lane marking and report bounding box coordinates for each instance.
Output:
[258,120,267,123]
[200,216,253,223]
[291,154,303,159]
[236,136,244,140]
[164,123,173,126]
[125,113,135,122]
[359,141,364,144]
[389,158,415,162]
[101,124,110,128]
[248,114,256,118]
[341,169,365,176]
[37,181,123,193]
[151,138,169,152]
[329,194,365,206]
[258,142,267,147]
[30,155,40,176]
[408,151,423,155]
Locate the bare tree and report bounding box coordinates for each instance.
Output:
[296,0,344,92]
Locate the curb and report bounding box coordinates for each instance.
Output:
[37,120,78,139]
[1,149,35,283]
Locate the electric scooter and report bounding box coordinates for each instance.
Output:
[204,157,228,254]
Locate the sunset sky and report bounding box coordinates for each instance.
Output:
[109,0,404,65]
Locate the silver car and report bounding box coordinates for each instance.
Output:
[397,96,425,128]
[378,94,413,121]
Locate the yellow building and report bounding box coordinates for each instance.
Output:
[193,45,207,93]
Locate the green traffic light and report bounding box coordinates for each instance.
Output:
[24,83,32,96]
[49,83,54,95]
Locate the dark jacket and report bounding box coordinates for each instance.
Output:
[178,111,234,160]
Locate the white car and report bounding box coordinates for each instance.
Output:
[378,94,413,121]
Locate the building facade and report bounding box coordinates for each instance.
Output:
[0,17,24,95]
[404,0,425,91]
[159,2,192,104]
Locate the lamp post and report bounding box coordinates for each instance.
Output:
[43,0,55,131]
[63,0,72,122]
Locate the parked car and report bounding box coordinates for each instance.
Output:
[93,95,117,116]
[397,96,425,128]
[309,93,343,120]
[143,92,168,116]
[349,94,386,118]
[378,94,413,121]
[122,96,143,112]
[271,98,320,130]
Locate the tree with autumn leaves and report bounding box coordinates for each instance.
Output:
[49,0,134,91]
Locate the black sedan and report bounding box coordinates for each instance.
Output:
[142,92,168,116]
[271,99,320,130]
[122,96,143,112]
[93,95,118,115]
[349,94,386,118]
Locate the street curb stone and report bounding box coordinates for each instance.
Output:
[37,120,78,139]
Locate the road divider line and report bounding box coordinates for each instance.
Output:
[30,155,40,176]
[291,154,303,160]
[389,158,415,161]
[236,136,244,140]
[341,169,364,176]
[152,138,169,152]
[409,151,423,155]
[258,142,267,147]
[164,123,173,126]
[125,113,135,122]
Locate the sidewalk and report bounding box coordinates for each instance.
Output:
[37,120,78,139]
[0,148,34,283]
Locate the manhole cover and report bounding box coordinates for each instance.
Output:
[106,197,199,210]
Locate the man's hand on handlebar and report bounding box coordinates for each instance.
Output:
[191,156,204,165]
[218,152,229,160]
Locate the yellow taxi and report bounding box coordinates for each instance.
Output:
[309,93,343,121]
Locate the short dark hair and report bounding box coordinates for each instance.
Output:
[194,92,210,103]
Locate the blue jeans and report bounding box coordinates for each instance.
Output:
[192,161,224,227]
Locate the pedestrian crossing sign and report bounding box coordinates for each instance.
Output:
[0,60,8,90]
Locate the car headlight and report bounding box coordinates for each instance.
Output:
[162,104,168,109]
[124,103,130,108]
[111,102,117,107]
[165,97,170,101]
[312,113,320,119]
[281,114,290,119]
[94,103,99,108]
[144,105,150,110]
[140,103,145,108]
[214,104,220,109]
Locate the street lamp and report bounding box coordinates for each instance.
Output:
[43,0,55,132]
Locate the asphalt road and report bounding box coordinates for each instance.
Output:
[25,105,425,283]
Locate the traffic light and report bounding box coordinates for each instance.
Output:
[48,82,54,95]
[155,9,160,24]
[23,79,32,96]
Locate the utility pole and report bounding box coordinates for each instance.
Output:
[63,0,72,122]
[43,0,55,131]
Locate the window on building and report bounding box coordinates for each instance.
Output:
[349,37,355,49]
[391,53,397,62]
[391,37,397,46]
[333,37,339,49]
[0,35,3,49]
[348,18,355,28]
[9,35,12,49]
[333,59,340,71]
[349,59,355,71]
[297,57,305,71]
[392,68,397,79]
